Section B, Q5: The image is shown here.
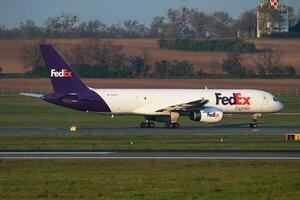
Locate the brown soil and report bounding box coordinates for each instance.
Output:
[1,38,300,74]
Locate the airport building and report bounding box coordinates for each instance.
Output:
[257,0,289,38]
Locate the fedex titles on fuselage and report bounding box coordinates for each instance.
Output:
[50,69,72,78]
[207,112,219,118]
[215,93,251,106]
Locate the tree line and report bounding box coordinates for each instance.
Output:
[17,39,296,79]
[158,38,257,53]
[20,39,197,78]
[221,47,297,78]
[1,7,299,39]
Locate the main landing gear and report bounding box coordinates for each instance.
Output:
[140,122,155,128]
[164,112,180,129]
[250,114,261,128]
[165,122,180,129]
[140,112,181,129]
[140,121,180,129]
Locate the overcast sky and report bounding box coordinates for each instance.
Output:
[1,0,300,28]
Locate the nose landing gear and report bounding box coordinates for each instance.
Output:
[250,114,261,128]
[250,122,257,129]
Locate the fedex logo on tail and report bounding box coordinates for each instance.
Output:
[215,93,251,105]
[50,69,72,78]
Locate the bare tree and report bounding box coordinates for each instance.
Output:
[237,10,257,37]
[254,46,283,75]
[189,10,207,37]
[20,39,47,69]
[165,7,193,37]
[19,20,42,37]
[123,20,148,37]
[78,20,106,37]
[19,39,48,76]
[150,16,166,37]
[45,13,79,37]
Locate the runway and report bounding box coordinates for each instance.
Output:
[1,150,300,160]
[0,126,300,136]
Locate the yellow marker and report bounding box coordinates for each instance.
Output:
[286,134,300,141]
[70,126,77,132]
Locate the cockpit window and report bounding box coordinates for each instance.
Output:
[273,97,279,102]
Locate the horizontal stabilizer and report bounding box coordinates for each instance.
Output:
[19,93,44,98]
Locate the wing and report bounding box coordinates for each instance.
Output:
[156,99,209,113]
[19,93,44,98]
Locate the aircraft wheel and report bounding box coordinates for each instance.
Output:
[172,123,180,129]
[165,122,171,129]
[140,122,148,128]
[165,122,180,129]
[250,122,257,129]
[140,122,155,128]
[148,122,155,128]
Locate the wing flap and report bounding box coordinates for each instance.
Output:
[156,99,209,112]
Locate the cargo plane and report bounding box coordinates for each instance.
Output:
[21,45,284,129]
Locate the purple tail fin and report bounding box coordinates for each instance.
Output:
[40,44,88,93]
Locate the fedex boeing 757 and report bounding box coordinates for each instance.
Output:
[21,45,284,129]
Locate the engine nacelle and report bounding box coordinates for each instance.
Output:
[189,107,223,123]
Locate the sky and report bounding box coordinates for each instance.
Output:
[0,0,300,28]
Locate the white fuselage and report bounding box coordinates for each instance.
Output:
[92,89,284,115]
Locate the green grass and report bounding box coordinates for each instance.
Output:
[0,135,300,150]
[1,95,299,199]
[1,94,299,150]
[0,160,299,200]
[0,94,142,128]
[0,94,299,128]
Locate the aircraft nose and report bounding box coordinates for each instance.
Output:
[277,102,284,112]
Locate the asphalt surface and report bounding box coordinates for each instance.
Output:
[1,150,300,160]
[0,126,300,136]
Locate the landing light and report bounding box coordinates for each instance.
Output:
[70,126,77,132]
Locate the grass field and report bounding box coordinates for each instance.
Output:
[1,94,300,199]
[0,135,300,150]
[1,94,300,150]
[1,38,299,199]
[0,94,299,128]
[1,38,300,73]
[1,160,300,200]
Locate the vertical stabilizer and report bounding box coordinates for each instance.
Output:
[40,44,88,93]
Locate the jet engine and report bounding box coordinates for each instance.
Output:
[189,107,223,123]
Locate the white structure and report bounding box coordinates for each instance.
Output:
[257,0,289,38]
